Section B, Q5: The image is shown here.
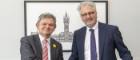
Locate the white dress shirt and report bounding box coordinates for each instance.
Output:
[84,22,99,60]
[39,34,51,60]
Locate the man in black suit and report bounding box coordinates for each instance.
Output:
[20,12,63,60]
[69,1,133,60]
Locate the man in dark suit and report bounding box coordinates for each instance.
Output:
[20,12,63,60]
[69,1,133,60]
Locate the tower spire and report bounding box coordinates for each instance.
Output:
[63,12,70,41]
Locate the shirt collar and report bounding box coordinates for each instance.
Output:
[87,21,98,30]
[39,34,51,44]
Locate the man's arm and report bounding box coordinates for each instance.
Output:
[69,31,79,60]
[20,37,36,60]
[113,26,133,60]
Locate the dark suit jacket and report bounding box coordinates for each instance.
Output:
[69,22,133,60]
[20,34,63,60]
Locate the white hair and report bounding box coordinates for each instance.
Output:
[78,1,96,11]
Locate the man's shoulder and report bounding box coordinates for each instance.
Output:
[99,22,118,30]
[21,34,37,38]
[21,34,38,41]
[75,26,86,33]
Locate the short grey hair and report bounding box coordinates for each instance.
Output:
[78,1,96,11]
[36,12,56,26]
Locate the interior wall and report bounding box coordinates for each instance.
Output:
[110,0,140,60]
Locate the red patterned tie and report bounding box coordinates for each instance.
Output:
[42,40,48,60]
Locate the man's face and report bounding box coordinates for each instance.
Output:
[37,18,56,37]
[80,5,97,28]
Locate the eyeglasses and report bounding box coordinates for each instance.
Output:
[81,11,95,17]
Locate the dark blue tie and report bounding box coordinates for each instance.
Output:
[89,29,97,60]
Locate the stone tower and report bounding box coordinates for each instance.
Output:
[63,12,70,41]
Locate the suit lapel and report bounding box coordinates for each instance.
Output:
[79,27,86,60]
[33,35,42,59]
[33,35,57,60]
[98,23,106,60]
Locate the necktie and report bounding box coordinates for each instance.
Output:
[42,40,48,60]
[89,29,97,60]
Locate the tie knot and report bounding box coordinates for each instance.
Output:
[89,29,94,32]
[42,40,48,48]
[42,40,48,44]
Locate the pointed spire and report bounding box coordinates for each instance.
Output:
[63,12,69,24]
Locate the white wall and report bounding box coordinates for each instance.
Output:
[110,0,140,60]
[0,0,139,60]
[0,0,23,60]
